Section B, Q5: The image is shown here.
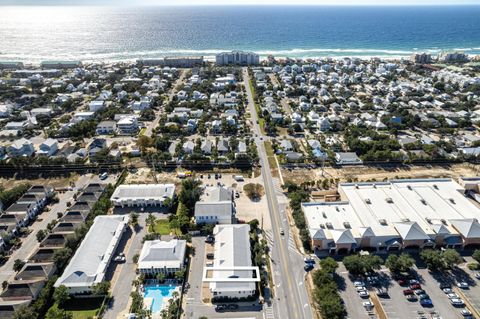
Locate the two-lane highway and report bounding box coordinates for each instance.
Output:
[243,68,313,319]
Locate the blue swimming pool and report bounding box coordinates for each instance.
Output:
[143,285,177,313]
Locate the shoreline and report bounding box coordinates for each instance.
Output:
[2,53,479,66]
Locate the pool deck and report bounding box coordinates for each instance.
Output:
[143,284,182,315]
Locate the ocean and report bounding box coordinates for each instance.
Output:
[0,5,479,63]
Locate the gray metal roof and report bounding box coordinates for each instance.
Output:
[138,239,186,270]
[54,215,127,289]
[195,202,233,217]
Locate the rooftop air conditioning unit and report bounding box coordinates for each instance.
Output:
[386,198,393,203]
[365,198,371,204]
[407,185,412,190]
[401,218,410,222]
[343,222,351,229]
[449,198,455,204]
[425,217,432,224]
[433,184,439,190]
[441,219,447,225]
[326,222,333,229]
[322,212,327,218]
[379,219,387,225]
[320,224,325,229]
[420,199,427,205]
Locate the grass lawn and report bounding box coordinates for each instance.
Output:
[61,297,104,319]
[152,219,171,235]
[264,141,278,169]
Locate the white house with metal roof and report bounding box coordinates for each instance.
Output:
[138,239,186,276]
[110,184,175,208]
[203,224,258,299]
[194,187,234,225]
[54,215,128,294]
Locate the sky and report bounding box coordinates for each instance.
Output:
[1,0,479,5]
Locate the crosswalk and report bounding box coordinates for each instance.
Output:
[264,229,298,253]
[264,305,275,319]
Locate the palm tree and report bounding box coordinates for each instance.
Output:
[146,213,157,233]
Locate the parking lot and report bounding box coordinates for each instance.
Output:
[336,262,468,319]
[183,236,263,319]
[197,172,270,225]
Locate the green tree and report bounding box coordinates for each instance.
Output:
[443,249,463,269]
[472,249,480,264]
[129,212,139,227]
[53,285,70,308]
[320,257,338,274]
[46,305,72,319]
[343,254,383,275]
[53,248,72,271]
[420,249,444,271]
[146,213,157,233]
[13,259,25,272]
[385,253,415,274]
[13,305,38,319]
[36,230,47,242]
[178,179,202,213]
[92,281,111,296]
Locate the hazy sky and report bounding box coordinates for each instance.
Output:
[1,0,479,5]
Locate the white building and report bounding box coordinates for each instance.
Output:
[303,179,480,253]
[216,51,260,66]
[203,224,258,299]
[89,100,105,112]
[195,187,234,225]
[54,215,128,294]
[7,138,35,157]
[138,239,187,276]
[96,121,117,135]
[36,138,58,157]
[110,184,175,208]
[116,116,139,135]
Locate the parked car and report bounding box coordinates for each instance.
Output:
[356,286,367,292]
[280,229,285,236]
[398,279,407,286]
[403,289,414,295]
[439,282,451,289]
[354,281,365,287]
[205,235,214,244]
[450,298,465,306]
[443,288,453,294]
[410,284,421,290]
[227,304,239,310]
[447,293,459,299]
[362,301,374,310]
[420,298,433,307]
[376,288,389,297]
[207,253,214,259]
[359,291,369,298]
[304,264,314,272]
[457,282,469,289]
[461,309,473,318]
[414,289,426,296]
[406,294,417,301]
[215,304,226,312]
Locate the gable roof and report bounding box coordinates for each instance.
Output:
[331,229,357,244]
[431,223,451,236]
[138,239,186,270]
[358,227,375,238]
[450,219,480,238]
[394,221,430,241]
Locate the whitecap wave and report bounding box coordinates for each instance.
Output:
[1,47,480,63]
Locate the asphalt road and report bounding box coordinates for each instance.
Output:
[243,68,313,319]
[144,69,187,137]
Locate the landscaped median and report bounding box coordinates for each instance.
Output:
[248,78,266,134]
[264,141,279,177]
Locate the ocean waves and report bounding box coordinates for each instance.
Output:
[2,47,480,63]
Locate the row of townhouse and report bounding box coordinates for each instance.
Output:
[0,183,106,318]
[0,186,54,250]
